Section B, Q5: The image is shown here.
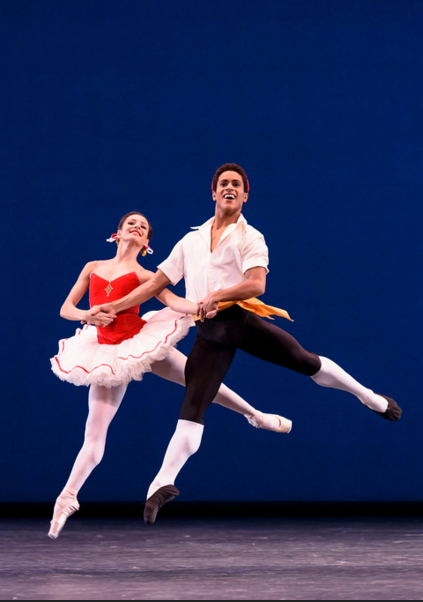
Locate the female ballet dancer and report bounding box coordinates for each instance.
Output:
[48,211,292,538]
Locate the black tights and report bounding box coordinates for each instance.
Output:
[180,306,321,424]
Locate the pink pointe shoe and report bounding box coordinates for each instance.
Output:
[48,492,80,539]
[246,411,292,433]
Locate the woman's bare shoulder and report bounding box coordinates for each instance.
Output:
[79,260,100,278]
[135,266,155,284]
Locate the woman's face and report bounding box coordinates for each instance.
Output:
[117,214,150,248]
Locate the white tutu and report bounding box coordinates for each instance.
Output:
[50,308,194,388]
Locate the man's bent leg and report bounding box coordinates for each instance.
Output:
[146,419,204,501]
[144,337,236,524]
[143,419,203,524]
[151,348,292,431]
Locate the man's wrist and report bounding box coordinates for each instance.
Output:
[108,300,119,312]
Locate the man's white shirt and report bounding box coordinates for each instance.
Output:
[158,214,269,302]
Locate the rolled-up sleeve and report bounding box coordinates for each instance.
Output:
[157,238,186,285]
[241,231,269,274]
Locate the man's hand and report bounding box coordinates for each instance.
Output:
[81,305,117,327]
[197,293,219,322]
[92,303,116,315]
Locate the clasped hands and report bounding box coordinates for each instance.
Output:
[82,293,219,327]
[196,292,219,322]
[81,304,117,327]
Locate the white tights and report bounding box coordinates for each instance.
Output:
[146,354,390,499]
[62,383,127,494]
[58,348,259,498]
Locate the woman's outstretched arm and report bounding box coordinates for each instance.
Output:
[155,288,198,316]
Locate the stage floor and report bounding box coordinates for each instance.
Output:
[1,514,423,600]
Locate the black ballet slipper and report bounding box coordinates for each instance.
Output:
[372,395,402,421]
[143,485,179,525]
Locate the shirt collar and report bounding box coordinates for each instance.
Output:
[191,214,248,232]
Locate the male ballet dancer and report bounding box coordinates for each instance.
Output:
[90,163,401,524]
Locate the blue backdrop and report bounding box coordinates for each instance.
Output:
[1,0,421,503]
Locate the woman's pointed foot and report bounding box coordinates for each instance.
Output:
[48,493,80,539]
[246,411,292,433]
[373,395,402,421]
[143,485,179,525]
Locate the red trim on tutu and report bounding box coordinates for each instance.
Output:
[53,317,182,376]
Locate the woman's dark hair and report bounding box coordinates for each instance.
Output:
[211,163,249,193]
[117,212,153,239]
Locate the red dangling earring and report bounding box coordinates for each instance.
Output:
[106,233,119,245]
[141,245,154,257]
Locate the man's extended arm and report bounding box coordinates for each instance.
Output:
[89,269,171,317]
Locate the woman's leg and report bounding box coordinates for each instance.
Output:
[48,383,127,538]
[62,383,127,492]
[150,347,292,432]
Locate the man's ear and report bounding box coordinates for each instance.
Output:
[243,193,249,204]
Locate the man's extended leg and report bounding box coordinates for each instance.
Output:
[239,311,400,420]
[311,357,400,419]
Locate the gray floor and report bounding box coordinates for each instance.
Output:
[1,514,423,600]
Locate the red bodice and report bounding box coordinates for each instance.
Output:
[89,272,146,345]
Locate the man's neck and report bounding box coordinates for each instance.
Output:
[213,208,242,230]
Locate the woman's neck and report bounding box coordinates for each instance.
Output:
[114,241,142,264]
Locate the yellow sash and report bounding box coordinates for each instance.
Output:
[193,297,293,322]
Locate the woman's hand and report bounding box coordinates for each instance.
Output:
[197,293,219,322]
[81,306,117,327]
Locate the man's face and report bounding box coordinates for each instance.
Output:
[213,170,248,215]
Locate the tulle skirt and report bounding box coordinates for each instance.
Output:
[50,308,193,388]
